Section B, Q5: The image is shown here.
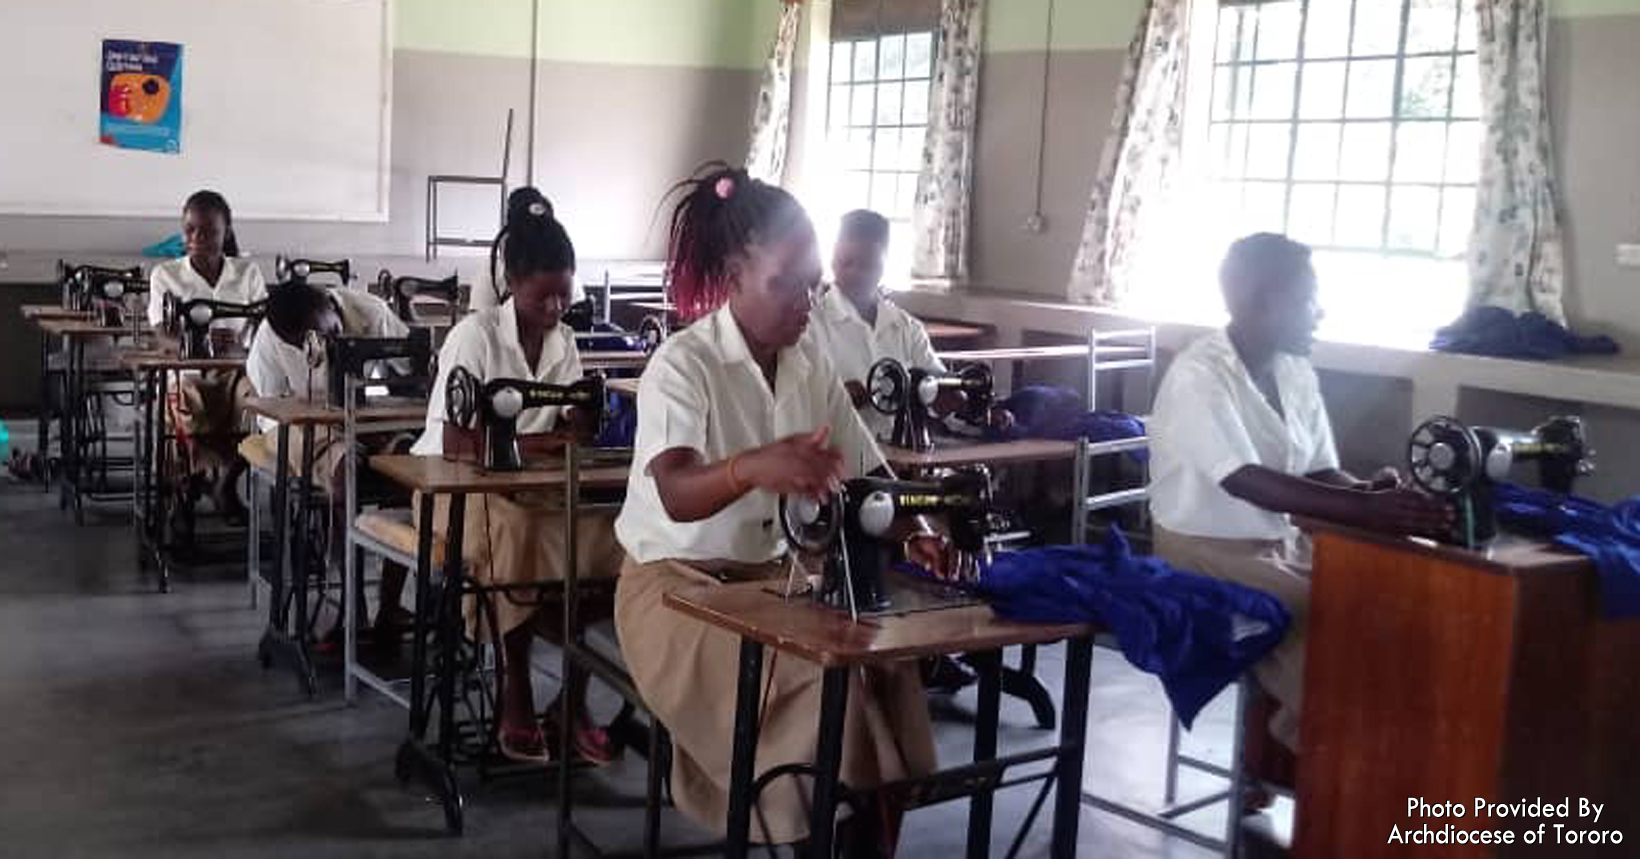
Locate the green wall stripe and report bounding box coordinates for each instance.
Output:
[396,0,780,69]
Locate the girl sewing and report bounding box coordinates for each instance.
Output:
[409,197,622,766]
[146,190,267,525]
[613,165,938,856]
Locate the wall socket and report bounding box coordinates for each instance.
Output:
[1618,243,1640,269]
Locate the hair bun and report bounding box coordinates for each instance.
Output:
[506,187,553,225]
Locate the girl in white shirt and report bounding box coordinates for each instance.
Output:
[148,190,268,524]
[411,199,623,766]
[612,166,937,854]
[467,187,586,314]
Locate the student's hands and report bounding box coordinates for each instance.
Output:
[209,327,240,354]
[1361,487,1454,538]
[742,426,847,499]
[1362,466,1405,491]
[904,533,954,579]
[988,406,1016,434]
[560,405,599,441]
[844,380,869,410]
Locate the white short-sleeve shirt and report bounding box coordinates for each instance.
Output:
[614,304,887,566]
[146,256,268,332]
[409,299,583,455]
[245,289,410,431]
[1149,329,1339,541]
[808,286,945,439]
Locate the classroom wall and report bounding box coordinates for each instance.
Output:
[0,0,775,262]
[967,0,1640,346]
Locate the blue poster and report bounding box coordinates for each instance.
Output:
[100,40,183,154]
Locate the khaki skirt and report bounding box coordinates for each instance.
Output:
[614,556,936,845]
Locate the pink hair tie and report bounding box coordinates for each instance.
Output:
[714,176,736,200]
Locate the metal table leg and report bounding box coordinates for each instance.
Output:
[967,649,1003,858]
[725,638,767,859]
[806,667,850,859]
[395,491,466,834]
[1050,637,1094,858]
[257,422,316,695]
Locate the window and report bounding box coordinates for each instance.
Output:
[810,0,940,286]
[1140,0,1481,344]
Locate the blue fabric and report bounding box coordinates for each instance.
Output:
[581,322,643,353]
[142,234,185,258]
[594,392,637,449]
[973,529,1290,726]
[983,385,1147,463]
[1430,307,1619,360]
[1492,483,1640,618]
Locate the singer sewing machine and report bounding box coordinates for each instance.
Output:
[779,466,1002,620]
[59,261,143,309]
[375,271,461,323]
[1406,415,1596,548]
[443,366,606,472]
[635,314,668,353]
[324,329,434,408]
[866,358,995,452]
[276,256,352,286]
[177,298,266,359]
[79,271,150,328]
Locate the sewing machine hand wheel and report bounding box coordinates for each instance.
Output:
[866,359,907,416]
[637,315,667,353]
[1407,416,1482,496]
[780,493,842,554]
[444,365,482,431]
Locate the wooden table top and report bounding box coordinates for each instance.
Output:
[119,349,247,372]
[243,396,429,427]
[34,319,147,337]
[664,581,1091,668]
[607,377,640,398]
[369,454,631,494]
[937,344,1149,363]
[880,438,1078,470]
[580,350,650,370]
[922,321,989,341]
[21,305,94,321]
[1299,517,1592,578]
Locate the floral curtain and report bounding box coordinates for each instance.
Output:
[911,0,985,281]
[746,0,805,185]
[1067,0,1190,307]
[1466,0,1566,323]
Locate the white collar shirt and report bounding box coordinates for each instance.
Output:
[808,285,944,439]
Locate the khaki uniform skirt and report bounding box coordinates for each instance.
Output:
[167,371,251,471]
[614,556,937,845]
[414,491,623,639]
[1153,526,1312,751]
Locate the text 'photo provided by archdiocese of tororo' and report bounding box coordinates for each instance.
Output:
[1391,797,1625,847]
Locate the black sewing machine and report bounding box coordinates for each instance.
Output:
[178,298,266,359]
[635,314,669,353]
[561,298,599,332]
[374,272,460,323]
[276,256,352,286]
[1406,415,1596,548]
[325,329,434,408]
[780,466,1000,619]
[443,366,606,472]
[866,358,994,451]
[80,271,150,327]
[59,261,143,309]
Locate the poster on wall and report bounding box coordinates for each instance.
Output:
[100,39,183,154]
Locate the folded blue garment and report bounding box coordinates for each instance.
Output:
[1430,306,1619,360]
[984,385,1147,462]
[595,393,637,449]
[974,529,1290,727]
[142,234,185,258]
[1493,483,1640,618]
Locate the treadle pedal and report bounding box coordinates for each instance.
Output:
[895,768,1006,810]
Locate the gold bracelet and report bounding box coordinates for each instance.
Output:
[726,452,747,495]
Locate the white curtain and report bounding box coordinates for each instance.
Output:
[1467,0,1566,323]
[1067,0,1190,307]
[911,0,985,281]
[746,0,805,185]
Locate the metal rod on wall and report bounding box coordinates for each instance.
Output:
[526,0,539,186]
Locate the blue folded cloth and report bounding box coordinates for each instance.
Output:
[1493,483,1640,618]
[594,393,637,449]
[974,529,1290,726]
[1430,306,1619,360]
[142,234,185,258]
[984,385,1147,463]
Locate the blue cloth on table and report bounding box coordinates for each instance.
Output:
[594,392,637,449]
[1492,483,1640,618]
[983,385,1147,463]
[580,322,642,354]
[1430,306,1619,360]
[142,234,185,258]
[974,529,1290,726]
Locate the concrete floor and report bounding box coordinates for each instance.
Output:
[0,476,1280,858]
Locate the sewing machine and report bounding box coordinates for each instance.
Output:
[780,466,1000,619]
[276,256,352,286]
[59,262,143,309]
[443,366,606,472]
[1406,415,1596,548]
[866,358,994,452]
[178,298,266,359]
[375,272,460,323]
[324,329,434,408]
[635,314,668,353]
[79,271,150,327]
